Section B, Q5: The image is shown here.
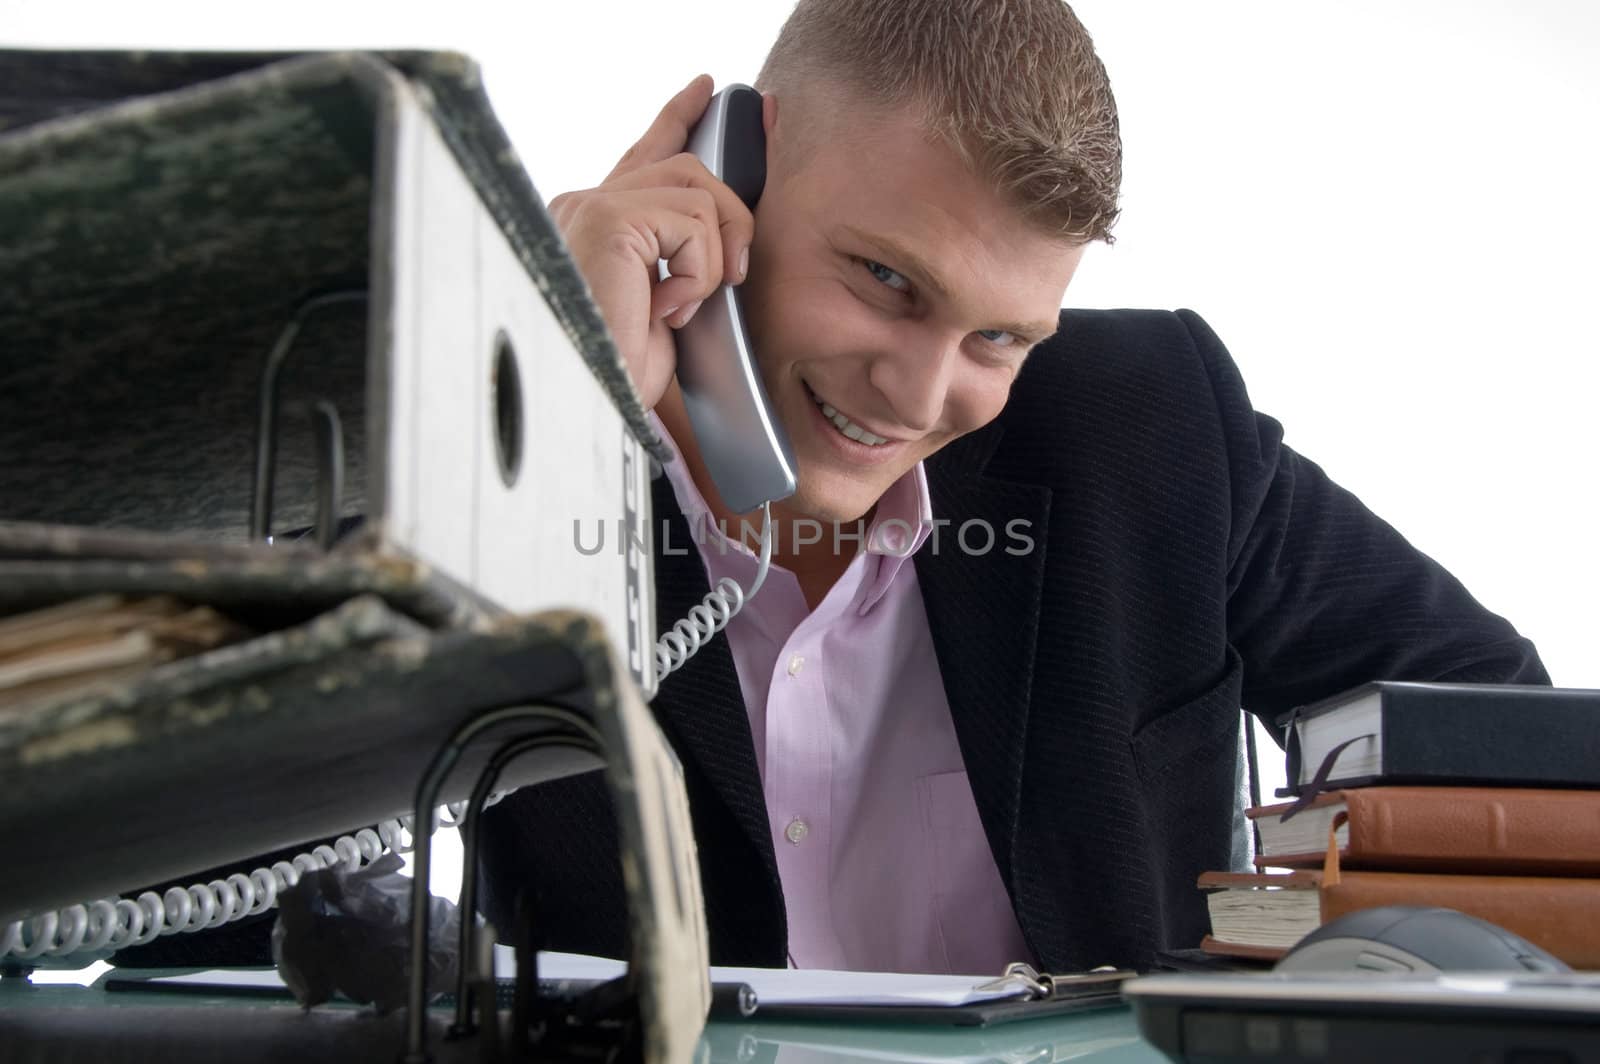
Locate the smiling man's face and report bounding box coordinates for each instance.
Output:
[740,96,1086,526]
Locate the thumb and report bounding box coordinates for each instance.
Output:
[607,74,715,180]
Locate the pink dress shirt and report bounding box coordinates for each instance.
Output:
[655,421,1032,975]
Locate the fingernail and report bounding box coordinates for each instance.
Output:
[676,299,704,325]
[738,246,749,280]
[659,304,680,321]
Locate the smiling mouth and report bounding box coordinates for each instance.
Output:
[805,384,892,447]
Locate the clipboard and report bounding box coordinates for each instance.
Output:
[104,959,1133,1029]
[746,963,1134,1027]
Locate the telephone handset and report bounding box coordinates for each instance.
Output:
[645,85,792,683]
[674,84,798,516]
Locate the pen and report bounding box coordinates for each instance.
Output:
[710,980,759,1019]
[536,976,757,1019]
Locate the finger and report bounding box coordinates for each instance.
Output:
[650,190,724,316]
[608,74,714,180]
[653,275,709,326]
[606,154,755,285]
[562,187,723,313]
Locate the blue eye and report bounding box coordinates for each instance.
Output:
[863,259,911,292]
[977,329,1017,347]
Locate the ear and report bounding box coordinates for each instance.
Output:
[761,91,778,137]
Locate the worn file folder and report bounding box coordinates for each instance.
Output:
[0,48,661,692]
[0,48,708,1063]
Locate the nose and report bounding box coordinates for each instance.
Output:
[870,326,960,435]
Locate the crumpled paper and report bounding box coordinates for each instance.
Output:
[271,852,460,1013]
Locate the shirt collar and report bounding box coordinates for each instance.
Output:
[857,461,933,614]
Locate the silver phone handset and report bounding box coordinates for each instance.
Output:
[675,84,798,515]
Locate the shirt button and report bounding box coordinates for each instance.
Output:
[784,818,809,844]
[787,654,805,677]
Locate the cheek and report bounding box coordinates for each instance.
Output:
[939,368,1016,436]
[749,276,874,363]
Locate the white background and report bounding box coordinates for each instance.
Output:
[8,0,1597,927]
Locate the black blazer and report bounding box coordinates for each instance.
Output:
[478,308,1547,972]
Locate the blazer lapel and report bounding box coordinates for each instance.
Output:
[646,474,779,884]
[915,426,1051,904]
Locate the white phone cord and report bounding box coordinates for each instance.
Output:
[654,502,773,683]
[1,502,778,963]
[0,795,504,964]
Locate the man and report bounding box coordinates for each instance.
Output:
[479,0,1545,974]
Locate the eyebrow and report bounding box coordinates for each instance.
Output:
[838,224,1059,345]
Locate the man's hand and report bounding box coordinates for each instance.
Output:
[548,75,756,411]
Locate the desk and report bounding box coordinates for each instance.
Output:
[700,1011,1161,1062]
[0,977,1167,1064]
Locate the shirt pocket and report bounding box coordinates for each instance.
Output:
[917,769,1027,974]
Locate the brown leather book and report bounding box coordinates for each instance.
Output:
[1249,786,1600,876]
[1197,869,1600,968]
[1197,935,1287,962]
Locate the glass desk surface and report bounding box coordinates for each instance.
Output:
[699,1008,1163,1062]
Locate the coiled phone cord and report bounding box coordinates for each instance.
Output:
[0,798,499,964]
[5,507,775,963]
[654,501,773,682]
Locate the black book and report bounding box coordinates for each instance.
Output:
[1279,682,1600,794]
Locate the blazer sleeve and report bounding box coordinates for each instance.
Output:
[1176,309,1550,727]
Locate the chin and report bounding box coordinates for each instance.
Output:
[779,479,879,527]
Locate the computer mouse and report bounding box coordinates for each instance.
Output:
[1274,905,1571,974]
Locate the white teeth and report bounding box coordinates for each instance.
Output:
[810,390,889,446]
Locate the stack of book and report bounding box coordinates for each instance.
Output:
[1198,682,1600,967]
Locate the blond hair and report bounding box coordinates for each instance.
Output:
[757,0,1121,244]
